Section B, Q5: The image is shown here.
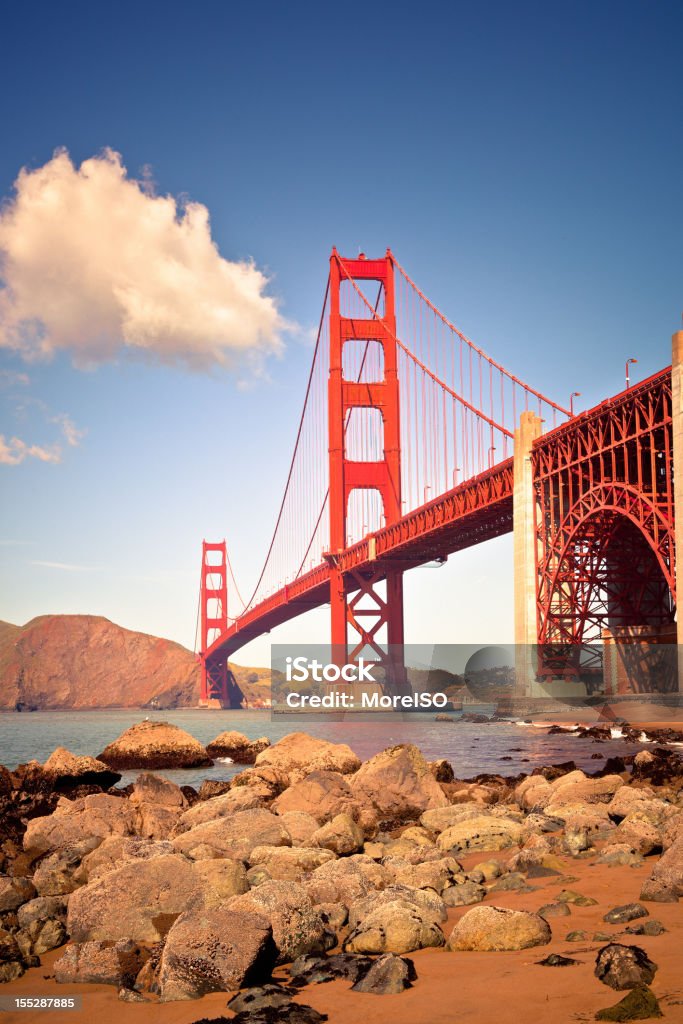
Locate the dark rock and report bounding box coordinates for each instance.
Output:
[222,1007,327,1024]
[536,953,581,967]
[603,904,649,925]
[227,985,293,1012]
[196,781,232,801]
[289,952,372,986]
[595,944,658,990]
[625,921,666,937]
[595,985,663,1021]
[538,903,571,920]
[351,953,416,994]
[566,931,589,942]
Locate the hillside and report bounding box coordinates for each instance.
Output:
[0,614,270,710]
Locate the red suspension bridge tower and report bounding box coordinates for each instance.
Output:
[327,249,407,689]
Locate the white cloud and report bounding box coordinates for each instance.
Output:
[0,148,285,371]
[0,436,61,465]
[52,413,86,447]
[0,370,30,387]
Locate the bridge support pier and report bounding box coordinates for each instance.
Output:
[513,410,542,697]
[672,330,683,692]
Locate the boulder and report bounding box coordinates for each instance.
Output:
[129,772,187,808]
[157,907,274,1001]
[311,813,364,855]
[549,774,624,808]
[248,846,336,882]
[228,881,327,964]
[97,721,212,769]
[174,785,270,833]
[595,985,663,1022]
[272,771,360,824]
[344,899,444,954]
[77,836,174,882]
[603,904,649,925]
[305,854,390,907]
[54,939,146,987]
[447,905,551,951]
[278,811,320,847]
[351,952,415,994]
[17,896,68,929]
[33,841,98,895]
[384,856,459,893]
[206,731,270,764]
[43,747,121,791]
[0,875,36,911]
[171,808,291,861]
[192,859,249,905]
[640,832,683,898]
[255,732,361,782]
[436,815,522,853]
[594,943,658,990]
[23,794,137,856]
[350,744,448,820]
[615,816,662,856]
[442,881,486,907]
[66,853,202,942]
[348,886,447,930]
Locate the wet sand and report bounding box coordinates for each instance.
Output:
[4,847,682,1024]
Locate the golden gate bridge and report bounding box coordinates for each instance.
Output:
[196,250,679,706]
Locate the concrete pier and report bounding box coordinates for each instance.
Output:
[513,410,542,696]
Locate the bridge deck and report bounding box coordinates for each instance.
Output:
[206,457,514,661]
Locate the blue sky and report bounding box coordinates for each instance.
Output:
[0,0,681,664]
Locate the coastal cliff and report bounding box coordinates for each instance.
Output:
[0,615,269,710]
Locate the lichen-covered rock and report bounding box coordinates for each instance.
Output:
[348,886,447,930]
[640,832,683,899]
[594,943,658,990]
[350,744,448,820]
[23,794,137,856]
[311,813,364,855]
[384,856,460,893]
[436,815,522,853]
[248,846,336,882]
[66,854,202,943]
[272,771,360,824]
[171,808,291,861]
[343,900,445,954]
[0,875,36,912]
[442,881,486,907]
[255,732,360,783]
[54,939,146,987]
[229,881,327,964]
[173,785,270,833]
[305,854,390,907]
[156,907,274,1001]
[33,841,98,895]
[278,811,320,847]
[77,836,175,882]
[98,721,212,770]
[447,905,551,951]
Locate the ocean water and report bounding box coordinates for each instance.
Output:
[0,708,657,789]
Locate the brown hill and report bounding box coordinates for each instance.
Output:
[0,614,270,710]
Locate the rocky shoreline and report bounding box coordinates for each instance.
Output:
[0,722,682,1022]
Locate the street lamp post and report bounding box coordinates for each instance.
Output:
[625,358,638,389]
[570,392,581,416]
